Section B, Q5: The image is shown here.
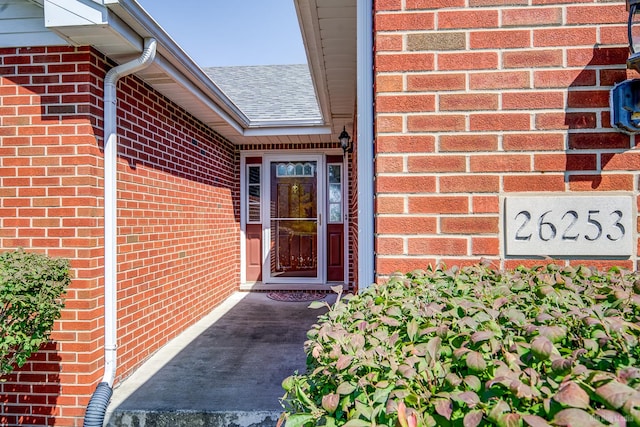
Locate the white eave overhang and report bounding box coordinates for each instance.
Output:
[39,0,333,144]
[295,0,357,139]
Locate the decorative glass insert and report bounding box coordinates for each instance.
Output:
[247,165,261,223]
[276,162,316,178]
[327,164,342,223]
[270,160,319,279]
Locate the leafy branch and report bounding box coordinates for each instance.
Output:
[0,250,70,377]
[279,263,640,427]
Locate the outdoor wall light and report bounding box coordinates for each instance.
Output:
[629,0,640,71]
[339,126,352,154]
[611,79,640,134]
[610,0,640,134]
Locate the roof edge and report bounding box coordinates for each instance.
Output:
[42,0,249,132]
[41,0,334,139]
[294,0,332,127]
[243,125,331,137]
[103,0,251,129]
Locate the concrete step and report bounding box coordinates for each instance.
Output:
[107,410,282,427]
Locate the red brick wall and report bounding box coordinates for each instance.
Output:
[113,57,239,384]
[373,1,637,276]
[1,46,105,426]
[0,46,239,426]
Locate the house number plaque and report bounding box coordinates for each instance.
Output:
[504,195,634,257]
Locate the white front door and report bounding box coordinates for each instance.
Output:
[263,154,325,284]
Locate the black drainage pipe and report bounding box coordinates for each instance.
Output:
[83,382,113,427]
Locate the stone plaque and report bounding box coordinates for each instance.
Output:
[504,195,634,257]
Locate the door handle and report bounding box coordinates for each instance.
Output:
[319,213,322,226]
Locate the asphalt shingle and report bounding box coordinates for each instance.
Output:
[204,64,322,123]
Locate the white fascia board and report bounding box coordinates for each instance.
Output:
[243,125,331,137]
[294,0,332,128]
[246,118,327,128]
[102,9,142,51]
[44,0,141,51]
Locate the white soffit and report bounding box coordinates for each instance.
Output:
[296,0,357,137]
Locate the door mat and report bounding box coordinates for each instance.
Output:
[266,291,326,302]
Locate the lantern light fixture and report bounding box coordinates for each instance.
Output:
[628,0,640,71]
[339,126,352,155]
[611,1,640,134]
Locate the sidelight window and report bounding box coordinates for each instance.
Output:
[247,165,261,223]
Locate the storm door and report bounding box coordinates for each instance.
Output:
[264,156,324,284]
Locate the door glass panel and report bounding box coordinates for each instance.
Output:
[327,164,342,223]
[249,166,261,184]
[248,204,261,223]
[328,165,341,183]
[329,204,341,223]
[270,161,318,278]
[329,184,341,202]
[247,165,261,223]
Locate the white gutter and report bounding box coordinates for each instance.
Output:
[102,37,157,387]
[357,0,375,289]
[152,55,247,134]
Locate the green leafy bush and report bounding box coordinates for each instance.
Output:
[0,250,70,376]
[279,264,640,427]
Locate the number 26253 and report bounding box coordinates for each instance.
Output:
[514,209,625,242]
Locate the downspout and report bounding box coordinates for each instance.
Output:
[83,37,157,427]
[357,0,375,289]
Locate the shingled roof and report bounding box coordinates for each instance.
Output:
[204,64,322,124]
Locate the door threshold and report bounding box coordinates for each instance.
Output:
[240,282,345,292]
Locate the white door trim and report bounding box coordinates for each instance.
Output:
[239,149,347,290]
[262,153,326,285]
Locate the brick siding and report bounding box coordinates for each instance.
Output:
[373,1,638,275]
[0,46,239,426]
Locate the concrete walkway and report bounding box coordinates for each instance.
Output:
[105,291,332,427]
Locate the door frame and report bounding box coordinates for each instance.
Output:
[239,150,348,289]
[263,153,325,284]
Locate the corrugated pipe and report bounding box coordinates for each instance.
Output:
[83,383,112,427]
[83,37,157,427]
